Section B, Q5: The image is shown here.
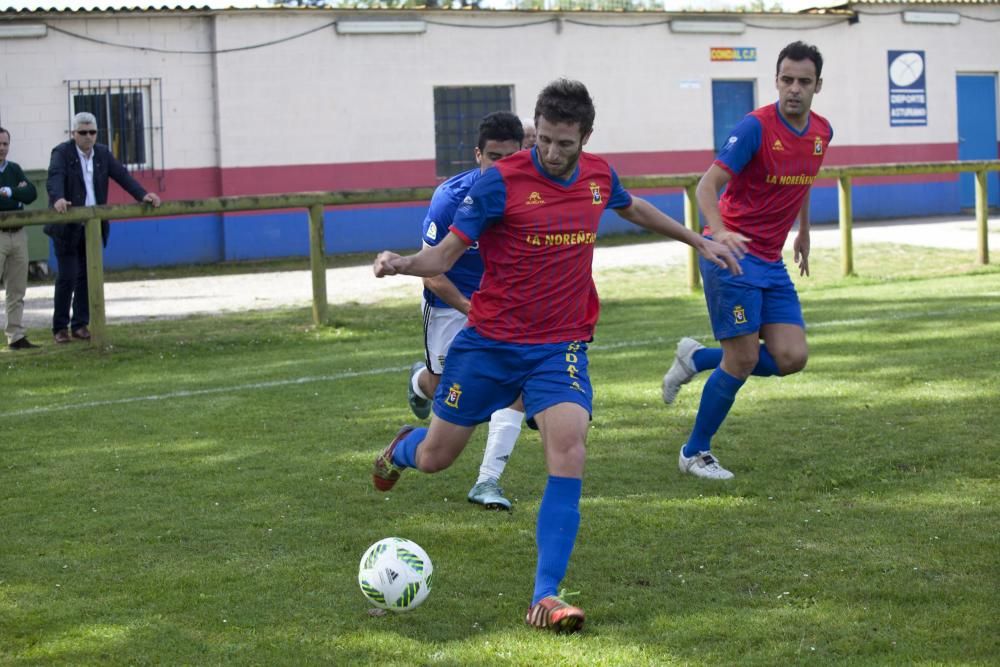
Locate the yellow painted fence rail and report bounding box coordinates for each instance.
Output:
[1,161,997,349]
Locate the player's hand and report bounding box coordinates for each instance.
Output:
[793,231,810,277]
[699,237,743,276]
[143,193,162,207]
[54,198,71,213]
[711,226,749,260]
[373,251,403,278]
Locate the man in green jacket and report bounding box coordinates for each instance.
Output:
[0,126,39,350]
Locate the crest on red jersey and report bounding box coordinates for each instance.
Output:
[813,137,824,155]
[589,182,602,205]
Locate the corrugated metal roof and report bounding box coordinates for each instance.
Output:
[850,0,999,4]
[1,0,996,13]
[0,0,263,10]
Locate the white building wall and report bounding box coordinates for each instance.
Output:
[0,14,218,170]
[1,6,997,172]
[822,8,1000,146]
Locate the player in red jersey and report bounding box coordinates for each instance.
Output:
[662,41,833,480]
[371,79,741,632]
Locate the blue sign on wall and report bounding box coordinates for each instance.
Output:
[888,50,928,126]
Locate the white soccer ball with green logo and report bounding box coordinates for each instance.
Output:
[358,537,433,612]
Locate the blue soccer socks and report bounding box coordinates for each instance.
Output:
[532,475,582,606]
[753,345,780,377]
[391,427,427,469]
[692,346,723,373]
[684,368,746,456]
[693,344,780,377]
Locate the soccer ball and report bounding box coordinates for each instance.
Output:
[358,537,433,612]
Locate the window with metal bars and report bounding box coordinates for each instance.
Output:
[433,85,514,178]
[66,78,163,177]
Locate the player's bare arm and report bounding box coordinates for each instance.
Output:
[423,274,472,315]
[696,164,750,257]
[417,240,473,313]
[615,196,743,275]
[793,189,812,277]
[374,232,469,278]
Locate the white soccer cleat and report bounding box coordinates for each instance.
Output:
[661,337,705,404]
[467,478,512,511]
[678,446,735,480]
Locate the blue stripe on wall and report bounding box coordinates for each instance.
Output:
[50,181,963,271]
[105,214,224,269]
[809,181,960,221]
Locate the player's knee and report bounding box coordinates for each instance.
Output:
[547,437,586,470]
[776,348,808,375]
[415,421,474,473]
[416,449,456,473]
[723,353,758,379]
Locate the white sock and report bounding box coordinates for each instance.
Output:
[411,367,429,400]
[477,408,524,484]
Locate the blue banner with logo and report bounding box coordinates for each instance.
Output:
[888,50,928,126]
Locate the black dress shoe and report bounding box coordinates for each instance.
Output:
[8,337,39,350]
[72,326,91,340]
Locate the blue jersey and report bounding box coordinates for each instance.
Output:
[421,168,484,309]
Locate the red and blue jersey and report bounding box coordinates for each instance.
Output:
[710,102,834,261]
[450,148,632,344]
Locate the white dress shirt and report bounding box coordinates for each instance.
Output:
[76,145,97,206]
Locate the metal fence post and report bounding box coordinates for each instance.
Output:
[838,175,854,277]
[975,170,989,265]
[684,183,701,291]
[308,204,328,325]
[84,217,106,348]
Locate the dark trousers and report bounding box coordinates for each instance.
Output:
[52,240,89,334]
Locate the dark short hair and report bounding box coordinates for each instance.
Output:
[0,126,9,140]
[534,78,596,137]
[776,41,823,79]
[477,111,524,152]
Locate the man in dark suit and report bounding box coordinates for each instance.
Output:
[45,111,160,343]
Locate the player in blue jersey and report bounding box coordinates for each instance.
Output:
[407,111,525,511]
[372,79,740,632]
[661,41,832,480]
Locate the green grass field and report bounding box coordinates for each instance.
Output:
[2,244,998,665]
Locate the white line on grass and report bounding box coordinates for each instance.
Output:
[5,302,998,419]
[2,366,404,419]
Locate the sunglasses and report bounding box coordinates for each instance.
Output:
[76,130,98,136]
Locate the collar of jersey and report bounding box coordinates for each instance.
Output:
[530,147,581,187]
[774,101,811,137]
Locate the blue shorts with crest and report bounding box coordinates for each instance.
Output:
[699,251,804,341]
[432,327,592,428]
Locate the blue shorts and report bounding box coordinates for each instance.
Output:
[699,252,804,341]
[432,327,593,428]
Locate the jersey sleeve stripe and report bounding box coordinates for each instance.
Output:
[450,226,474,246]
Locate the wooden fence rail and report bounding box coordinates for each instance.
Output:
[2,160,997,349]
